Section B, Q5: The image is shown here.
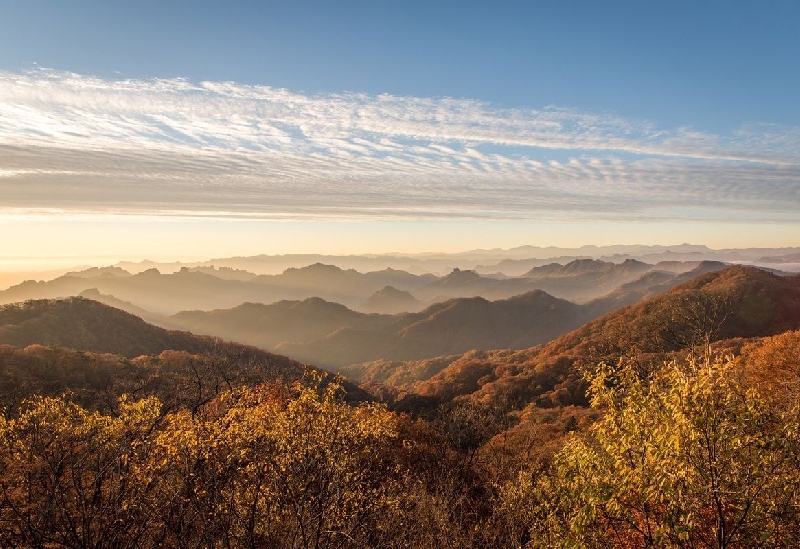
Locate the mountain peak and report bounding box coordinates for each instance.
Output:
[360,286,422,314]
[284,262,344,274]
[444,268,481,280]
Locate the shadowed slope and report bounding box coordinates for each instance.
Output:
[0,297,219,357]
[275,290,590,368]
[359,286,424,314]
[0,298,371,413]
[173,298,395,349]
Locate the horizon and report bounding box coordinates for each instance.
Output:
[2,241,799,278]
[1,2,799,260]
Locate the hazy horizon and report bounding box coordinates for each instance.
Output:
[3,241,800,284]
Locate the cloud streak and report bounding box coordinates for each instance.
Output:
[1,68,799,223]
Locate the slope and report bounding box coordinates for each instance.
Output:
[0,297,220,357]
[273,290,591,368]
[359,286,424,314]
[0,298,370,413]
[173,298,396,349]
[351,266,800,411]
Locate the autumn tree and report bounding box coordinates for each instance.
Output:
[505,354,800,548]
[146,374,401,549]
[0,395,163,548]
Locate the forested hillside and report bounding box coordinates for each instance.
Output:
[1,331,799,547]
[344,266,800,411]
[0,297,219,357]
[0,265,799,547]
[0,298,369,414]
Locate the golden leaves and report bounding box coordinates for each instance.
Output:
[0,378,400,548]
[517,353,800,548]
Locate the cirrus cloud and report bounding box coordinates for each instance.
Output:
[0,67,798,223]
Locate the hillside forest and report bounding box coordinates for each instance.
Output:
[0,257,799,548]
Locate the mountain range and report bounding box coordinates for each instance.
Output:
[3,244,798,295]
[0,259,736,370]
[0,264,798,422]
[1,252,798,549]
[109,244,800,276]
[0,257,735,318]
[340,266,800,412]
[163,261,726,368]
[0,264,435,314]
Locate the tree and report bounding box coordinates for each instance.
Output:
[147,375,401,549]
[0,395,163,548]
[511,354,800,548]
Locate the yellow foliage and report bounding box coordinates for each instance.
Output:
[0,376,403,548]
[513,354,800,548]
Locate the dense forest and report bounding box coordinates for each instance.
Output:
[1,335,799,548]
[0,266,799,547]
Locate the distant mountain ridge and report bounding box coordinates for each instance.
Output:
[523,258,649,277]
[171,290,595,369]
[0,259,736,371]
[1,258,733,315]
[0,264,437,314]
[0,297,370,412]
[109,244,800,276]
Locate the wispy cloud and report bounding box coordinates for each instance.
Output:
[1,68,798,222]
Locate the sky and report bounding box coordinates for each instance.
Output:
[1,1,799,266]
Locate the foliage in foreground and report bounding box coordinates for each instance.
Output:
[1,331,800,548]
[0,377,402,548]
[0,375,515,548]
[502,341,800,548]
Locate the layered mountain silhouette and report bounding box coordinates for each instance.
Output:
[584,260,728,314]
[759,251,800,263]
[2,265,798,419]
[0,257,736,376]
[170,290,596,368]
[0,258,739,317]
[519,258,653,301]
[0,298,368,413]
[108,245,800,276]
[173,298,395,350]
[77,288,173,326]
[281,291,592,367]
[167,261,731,368]
[0,264,437,314]
[396,259,722,304]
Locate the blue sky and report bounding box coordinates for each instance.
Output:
[3,1,798,130]
[1,1,799,263]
